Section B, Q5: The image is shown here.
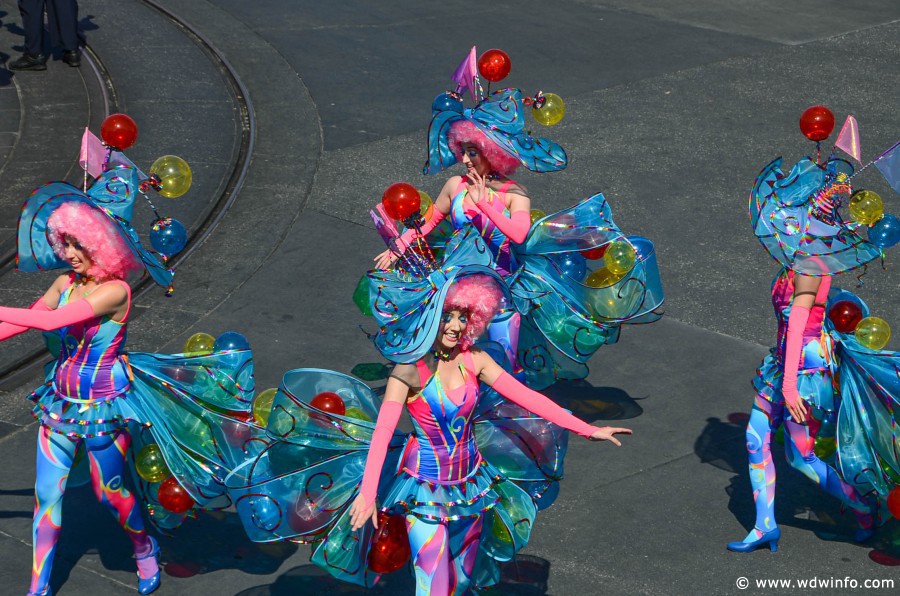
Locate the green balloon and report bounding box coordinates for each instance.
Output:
[136,444,170,483]
[353,274,373,316]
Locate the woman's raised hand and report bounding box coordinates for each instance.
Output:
[348,493,379,531]
[465,169,486,204]
[588,426,633,446]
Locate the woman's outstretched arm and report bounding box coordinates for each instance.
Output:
[474,349,631,444]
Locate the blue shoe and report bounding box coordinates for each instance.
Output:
[136,536,161,595]
[727,527,781,553]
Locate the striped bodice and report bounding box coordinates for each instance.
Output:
[53,282,130,401]
[449,181,519,275]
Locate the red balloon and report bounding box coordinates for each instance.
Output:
[581,245,608,260]
[367,512,411,574]
[888,487,900,519]
[222,416,252,447]
[100,113,138,150]
[158,477,195,514]
[828,300,863,334]
[381,182,421,221]
[799,105,835,142]
[478,49,511,83]
[310,391,346,416]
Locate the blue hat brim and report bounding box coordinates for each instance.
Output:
[424,88,567,175]
[17,167,174,288]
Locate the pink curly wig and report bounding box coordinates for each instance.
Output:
[444,274,504,349]
[47,202,141,280]
[448,120,521,176]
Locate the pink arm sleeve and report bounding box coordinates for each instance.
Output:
[781,305,811,405]
[474,204,530,243]
[491,371,595,438]
[359,399,404,509]
[0,299,95,332]
[0,298,53,341]
[395,210,448,252]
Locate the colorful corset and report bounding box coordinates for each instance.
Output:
[401,355,482,483]
[449,182,519,276]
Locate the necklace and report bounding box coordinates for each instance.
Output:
[73,274,96,297]
[432,348,452,361]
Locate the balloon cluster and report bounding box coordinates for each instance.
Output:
[135,443,196,514]
[846,189,900,249]
[183,330,250,355]
[99,114,192,257]
[582,240,637,288]
[828,300,892,349]
[432,49,565,128]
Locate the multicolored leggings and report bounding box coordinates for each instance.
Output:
[406,514,483,596]
[746,394,867,533]
[31,425,151,594]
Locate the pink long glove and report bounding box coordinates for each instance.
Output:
[358,400,404,509]
[0,298,52,341]
[491,371,595,438]
[395,210,448,252]
[781,304,810,412]
[0,299,95,332]
[474,204,530,243]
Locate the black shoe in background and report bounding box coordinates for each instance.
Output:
[62,50,80,67]
[9,53,46,71]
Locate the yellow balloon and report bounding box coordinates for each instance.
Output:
[151,155,193,198]
[418,190,433,219]
[490,514,513,544]
[585,266,625,288]
[530,209,547,225]
[136,444,170,483]
[343,406,373,422]
[532,92,565,126]
[184,332,215,355]
[848,190,883,225]
[855,316,891,350]
[252,388,278,425]
[603,241,636,275]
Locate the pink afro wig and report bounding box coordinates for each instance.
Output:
[444,274,504,349]
[448,120,521,176]
[47,202,141,281]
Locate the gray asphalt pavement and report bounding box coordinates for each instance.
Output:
[0,1,898,594]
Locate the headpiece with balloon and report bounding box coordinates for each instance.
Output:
[750,106,900,278]
[88,113,193,261]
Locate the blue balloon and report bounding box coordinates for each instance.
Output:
[432,92,464,114]
[551,252,587,282]
[868,213,900,249]
[627,235,654,262]
[214,331,250,352]
[150,218,188,255]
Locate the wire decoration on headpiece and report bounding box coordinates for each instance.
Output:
[20,114,196,296]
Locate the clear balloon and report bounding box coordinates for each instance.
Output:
[868,213,900,248]
[151,155,193,198]
[551,253,587,282]
[799,105,835,142]
[585,266,624,288]
[252,388,278,425]
[150,218,188,256]
[100,113,138,150]
[848,190,884,226]
[477,49,511,83]
[603,241,636,275]
[382,182,421,220]
[532,93,565,126]
[353,274,373,316]
[530,209,547,225]
[136,444,170,483]
[432,92,464,114]
[367,512,412,574]
[828,300,863,333]
[310,391,346,415]
[184,332,215,355]
[855,316,891,350]
[158,477,195,514]
[214,331,250,352]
